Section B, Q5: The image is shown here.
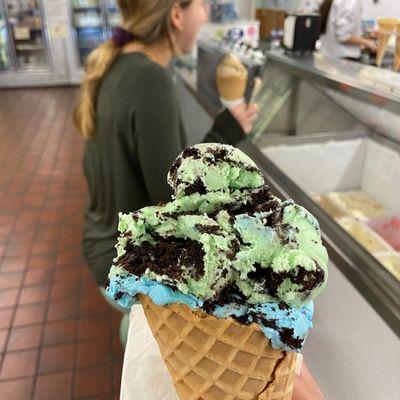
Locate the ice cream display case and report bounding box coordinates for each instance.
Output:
[245,51,400,335]
[174,42,400,398]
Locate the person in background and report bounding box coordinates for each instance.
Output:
[319,0,377,60]
[73,1,326,397]
[74,0,259,290]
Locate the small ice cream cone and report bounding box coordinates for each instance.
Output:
[139,294,297,400]
[376,18,398,67]
[216,54,248,106]
[394,22,400,71]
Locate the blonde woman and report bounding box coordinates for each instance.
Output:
[74,0,259,288]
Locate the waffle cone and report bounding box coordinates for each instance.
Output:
[376,33,391,67]
[394,25,400,71]
[377,19,398,67]
[139,294,296,400]
[216,74,248,101]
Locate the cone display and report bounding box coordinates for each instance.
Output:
[216,54,248,102]
[139,294,297,400]
[394,22,400,71]
[376,18,398,67]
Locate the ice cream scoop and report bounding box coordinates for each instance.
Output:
[107,143,328,351]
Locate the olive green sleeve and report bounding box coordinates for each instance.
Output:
[203,108,246,146]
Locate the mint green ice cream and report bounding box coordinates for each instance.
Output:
[111,144,328,307]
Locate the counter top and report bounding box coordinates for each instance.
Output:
[265,50,400,107]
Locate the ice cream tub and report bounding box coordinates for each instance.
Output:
[374,252,400,281]
[327,190,387,221]
[368,215,400,251]
[336,217,393,254]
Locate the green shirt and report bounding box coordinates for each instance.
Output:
[83,52,246,285]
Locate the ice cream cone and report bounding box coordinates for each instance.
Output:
[376,18,398,67]
[216,54,248,104]
[394,22,400,71]
[139,294,297,400]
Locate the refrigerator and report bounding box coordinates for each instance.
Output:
[69,0,121,65]
[0,1,11,70]
[4,0,49,70]
[0,0,71,87]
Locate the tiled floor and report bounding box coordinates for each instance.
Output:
[0,88,123,399]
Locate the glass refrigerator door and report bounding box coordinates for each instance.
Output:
[4,0,49,70]
[71,0,106,65]
[104,0,121,37]
[0,3,12,70]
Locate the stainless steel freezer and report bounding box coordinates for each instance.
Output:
[0,1,12,70]
[0,0,72,87]
[174,43,400,399]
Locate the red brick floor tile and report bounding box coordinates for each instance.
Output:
[0,377,34,400]
[5,242,33,257]
[110,312,122,337]
[81,277,100,298]
[79,315,111,340]
[7,325,42,351]
[24,267,53,286]
[19,284,50,305]
[33,370,73,400]
[39,342,76,374]
[14,303,47,327]
[0,288,19,309]
[56,248,85,268]
[0,243,6,258]
[0,256,29,272]
[46,298,78,322]
[113,361,123,392]
[74,364,112,398]
[0,329,8,353]
[43,319,77,346]
[77,337,111,367]
[31,241,58,257]
[79,294,111,317]
[0,308,13,329]
[28,255,56,271]
[112,335,125,362]
[113,392,120,400]
[53,264,82,283]
[0,348,38,379]
[50,280,81,301]
[0,271,24,289]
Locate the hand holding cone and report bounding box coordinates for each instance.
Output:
[216,54,248,107]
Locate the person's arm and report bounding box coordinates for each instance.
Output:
[343,35,377,53]
[204,103,259,146]
[333,1,376,52]
[293,359,325,400]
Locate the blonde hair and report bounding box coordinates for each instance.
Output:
[74,0,192,139]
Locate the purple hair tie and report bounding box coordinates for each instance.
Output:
[112,26,134,47]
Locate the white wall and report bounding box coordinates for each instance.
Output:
[362,0,400,20]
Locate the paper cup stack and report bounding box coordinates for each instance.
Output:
[376,18,398,67]
[216,54,248,108]
[139,294,297,400]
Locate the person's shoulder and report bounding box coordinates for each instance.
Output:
[120,53,173,91]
